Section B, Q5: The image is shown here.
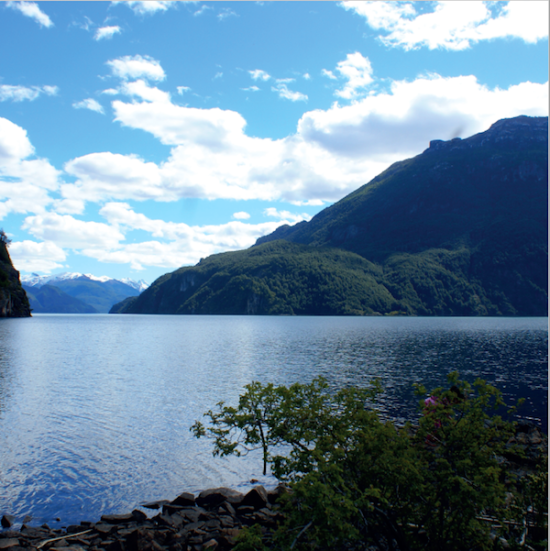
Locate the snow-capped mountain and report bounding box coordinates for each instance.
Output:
[22,272,149,291]
[21,272,149,313]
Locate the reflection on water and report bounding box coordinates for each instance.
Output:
[0,315,547,527]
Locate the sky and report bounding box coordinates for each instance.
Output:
[0,1,548,285]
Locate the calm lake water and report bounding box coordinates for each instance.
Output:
[0,315,547,527]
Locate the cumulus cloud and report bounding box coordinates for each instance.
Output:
[334,52,374,100]
[272,83,308,102]
[9,240,66,273]
[0,84,58,102]
[56,71,547,215]
[249,69,271,81]
[233,211,250,220]
[0,117,60,219]
[177,86,191,95]
[94,25,121,40]
[342,1,549,50]
[72,98,105,114]
[22,212,124,250]
[107,55,166,82]
[7,1,53,27]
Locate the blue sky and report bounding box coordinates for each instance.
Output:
[0,1,548,284]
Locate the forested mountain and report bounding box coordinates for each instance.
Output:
[112,116,548,317]
[0,231,31,318]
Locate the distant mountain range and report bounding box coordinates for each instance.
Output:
[22,272,149,314]
[113,115,548,317]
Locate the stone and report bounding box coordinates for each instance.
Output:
[0,515,15,529]
[202,539,218,550]
[131,510,148,522]
[0,540,19,550]
[100,514,134,525]
[241,486,268,510]
[170,493,195,508]
[142,501,169,511]
[196,488,243,509]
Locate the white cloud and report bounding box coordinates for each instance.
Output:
[264,208,311,224]
[72,98,105,114]
[194,5,211,17]
[342,1,549,51]
[9,240,66,273]
[107,55,166,82]
[22,212,124,250]
[102,88,119,96]
[114,1,174,15]
[94,25,121,40]
[214,72,223,80]
[303,73,311,80]
[58,73,547,213]
[0,118,60,219]
[249,69,271,81]
[334,52,374,100]
[321,69,337,80]
[120,79,171,103]
[218,8,237,21]
[241,86,260,92]
[95,202,292,269]
[232,211,250,220]
[177,86,191,95]
[272,83,308,102]
[276,78,295,84]
[7,1,53,27]
[0,84,58,102]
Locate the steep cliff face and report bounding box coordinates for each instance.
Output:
[0,236,32,318]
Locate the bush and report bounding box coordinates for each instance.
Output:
[192,374,546,550]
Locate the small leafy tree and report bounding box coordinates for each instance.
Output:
[192,374,539,550]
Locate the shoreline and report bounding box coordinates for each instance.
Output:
[1,423,547,551]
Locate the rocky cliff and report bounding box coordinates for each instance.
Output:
[0,233,32,317]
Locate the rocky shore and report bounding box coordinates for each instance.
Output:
[0,484,285,551]
[1,423,546,551]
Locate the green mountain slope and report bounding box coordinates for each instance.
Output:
[23,284,98,314]
[0,231,31,318]
[113,116,548,317]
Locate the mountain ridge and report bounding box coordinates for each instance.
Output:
[112,116,548,317]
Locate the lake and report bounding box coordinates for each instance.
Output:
[0,315,547,527]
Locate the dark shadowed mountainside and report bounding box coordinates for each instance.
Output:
[113,116,548,317]
[0,231,31,318]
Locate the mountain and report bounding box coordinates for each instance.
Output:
[112,116,548,317]
[23,284,98,314]
[22,272,149,313]
[0,231,31,317]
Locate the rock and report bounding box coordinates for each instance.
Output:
[100,513,134,524]
[196,488,243,509]
[0,540,19,550]
[202,539,218,550]
[132,510,148,522]
[241,486,268,510]
[170,493,195,508]
[1,515,15,529]
[142,501,169,510]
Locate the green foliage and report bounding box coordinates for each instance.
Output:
[193,374,544,550]
[233,524,268,551]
